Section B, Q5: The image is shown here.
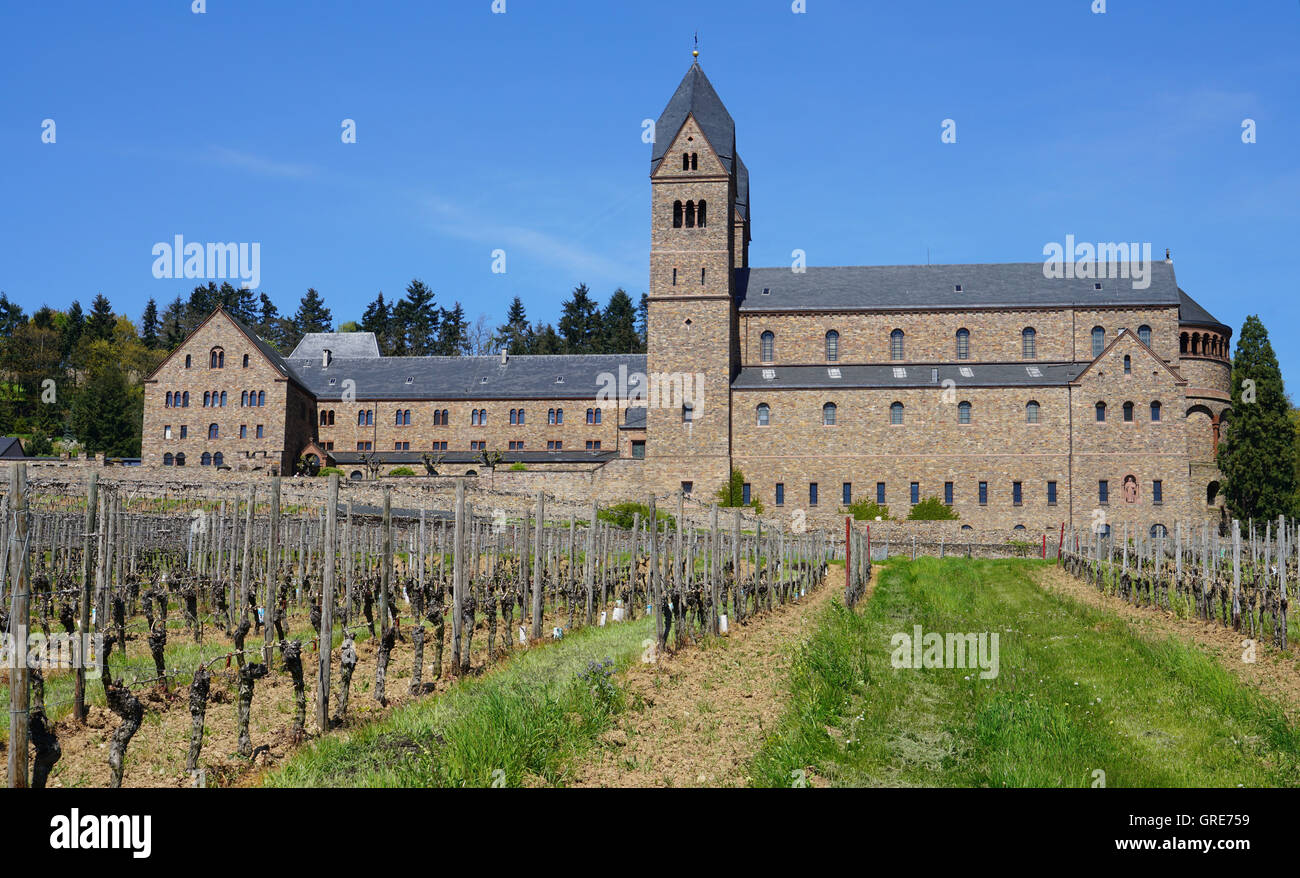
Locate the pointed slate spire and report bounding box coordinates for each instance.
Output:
[651,62,736,174]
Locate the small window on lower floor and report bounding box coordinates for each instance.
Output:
[809,482,819,507]
[631,440,646,459]
[843,482,852,506]
[1047,481,1058,506]
[742,483,751,505]
[1152,480,1163,504]
[682,481,694,497]
[775,483,785,506]
[944,482,954,506]
[979,482,988,506]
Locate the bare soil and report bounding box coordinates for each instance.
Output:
[570,568,848,788]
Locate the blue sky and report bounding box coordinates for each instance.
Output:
[1,0,1296,381]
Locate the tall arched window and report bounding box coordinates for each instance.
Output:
[696,200,707,228]
[825,330,840,362]
[257,391,265,406]
[166,391,173,407]
[208,423,219,440]
[164,453,175,466]
[1026,401,1040,424]
[760,331,775,363]
[510,409,518,426]
[1124,355,1132,375]
[1123,401,1135,422]
[691,153,698,170]
[553,408,561,424]
[182,391,189,407]
[175,452,186,467]
[201,452,212,466]
[822,403,837,426]
[958,401,972,424]
[1180,332,1189,354]
[242,391,249,407]
[213,452,224,468]
[673,201,684,228]
[890,329,905,361]
[684,200,696,228]
[1022,327,1037,359]
[1095,401,1107,422]
[757,403,770,427]
[210,347,224,369]
[358,411,366,426]
[396,410,404,426]
[1150,401,1162,422]
[682,153,691,171]
[955,328,970,360]
[472,410,481,426]
[1091,326,1106,357]
[1138,325,1152,347]
[220,391,227,407]
[242,354,250,368]
[185,355,192,369]
[890,402,904,425]
[203,391,211,407]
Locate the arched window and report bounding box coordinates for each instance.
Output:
[958,401,972,425]
[825,330,840,362]
[320,411,329,426]
[164,453,175,466]
[673,201,684,228]
[585,408,593,425]
[890,329,905,361]
[182,391,190,407]
[682,402,693,424]
[166,391,173,407]
[241,391,249,407]
[434,410,443,426]
[697,200,707,228]
[1150,524,1168,539]
[203,391,211,407]
[955,328,970,360]
[1095,401,1107,422]
[592,408,601,425]
[471,410,480,426]
[682,153,690,171]
[257,391,265,407]
[1013,525,1027,536]
[1026,400,1040,424]
[220,391,227,407]
[208,423,219,439]
[553,408,562,424]
[1124,355,1132,375]
[1092,326,1106,357]
[242,354,250,368]
[185,355,191,369]
[1150,401,1162,422]
[213,452,224,468]
[757,403,770,427]
[441,409,449,425]
[760,331,775,363]
[822,403,837,426]
[357,411,365,426]
[1180,332,1189,354]
[1123,401,1135,422]
[510,409,518,426]
[1207,481,1220,504]
[684,200,696,229]
[175,452,186,467]
[210,348,224,369]
[890,402,904,425]
[1138,325,1152,347]
[691,153,698,170]
[1022,327,1037,359]
[201,452,212,466]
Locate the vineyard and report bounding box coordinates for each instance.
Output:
[0,465,836,788]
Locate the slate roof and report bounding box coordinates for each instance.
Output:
[328,450,618,466]
[1177,288,1231,334]
[221,310,301,384]
[736,262,1186,313]
[732,362,1087,392]
[0,437,26,459]
[652,63,736,175]
[287,354,647,402]
[291,332,381,359]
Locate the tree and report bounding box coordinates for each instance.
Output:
[61,300,84,359]
[0,293,26,337]
[716,468,763,513]
[87,294,116,342]
[140,299,160,349]
[71,359,140,457]
[435,302,469,356]
[1216,315,1298,523]
[601,288,639,354]
[906,497,960,521]
[493,297,531,354]
[635,292,649,352]
[161,296,187,350]
[558,284,602,354]
[255,293,287,351]
[286,288,334,350]
[360,292,395,354]
[395,280,438,356]
[1291,403,1300,515]
[527,323,564,355]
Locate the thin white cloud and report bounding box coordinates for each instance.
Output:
[205,146,316,179]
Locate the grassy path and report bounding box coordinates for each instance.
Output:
[750,557,1300,788]
[263,615,655,787]
[569,566,844,787]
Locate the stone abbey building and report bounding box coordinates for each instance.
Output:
[141,62,1233,537]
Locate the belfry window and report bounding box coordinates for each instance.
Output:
[685,201,696,228]
[673,201,683,228]
[696,200,707,228]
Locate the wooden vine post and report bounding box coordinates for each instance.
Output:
[8,463,30,788]
[317,473,339,731]
[74,471,98,722]
[531,491,544,639]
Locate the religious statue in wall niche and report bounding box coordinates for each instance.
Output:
[1123,474,1139,504]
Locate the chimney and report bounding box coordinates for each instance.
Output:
[322,349,332,368]
[1165,248,1172,264]
[500,350,508,366]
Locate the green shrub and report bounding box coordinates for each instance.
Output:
[716,468,764,514]
[318,467,344,478]
[906,497,960,521]
[389,467,417,477]
[598,502,676,531]
[510,463,527,472]
[846,498,892,521]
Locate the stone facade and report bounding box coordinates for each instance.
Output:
[138,61,1234,538]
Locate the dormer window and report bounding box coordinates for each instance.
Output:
[954,284,963,293]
